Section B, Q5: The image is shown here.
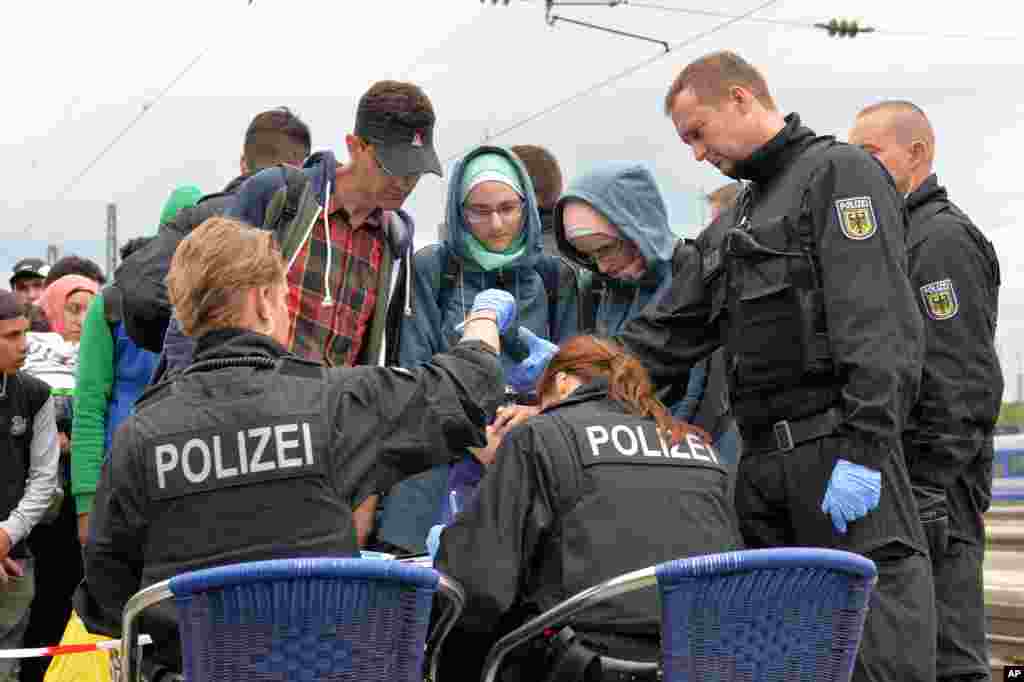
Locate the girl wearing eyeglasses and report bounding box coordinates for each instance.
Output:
[373,146,578,556]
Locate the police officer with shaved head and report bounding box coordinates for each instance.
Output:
[851,101,1001,682]
[75,216,517,680]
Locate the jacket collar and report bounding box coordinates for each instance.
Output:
[906,173,946,213]
[733,113,819,185]
[541,376,611,413]
[192,328,290,364]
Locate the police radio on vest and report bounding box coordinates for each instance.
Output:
[155,423,315,490]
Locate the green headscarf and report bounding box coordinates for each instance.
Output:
[460,154,527,271]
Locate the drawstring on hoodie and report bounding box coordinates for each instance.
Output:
[404,243,413,316]
[321,179,334,307]
[0,373,6,399]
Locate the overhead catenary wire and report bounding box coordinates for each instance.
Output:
[625,1,1019,41]
[444,0,781,163]
[50,2,256,207]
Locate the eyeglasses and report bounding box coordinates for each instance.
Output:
[584,239,627,264]
[463,200,525,224]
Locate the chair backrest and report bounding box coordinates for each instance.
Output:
[656,548,877,682]
[121,558,455,682]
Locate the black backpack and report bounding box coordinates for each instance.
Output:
[108,190,237,353]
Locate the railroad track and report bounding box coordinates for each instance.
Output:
[985,506,1024,675]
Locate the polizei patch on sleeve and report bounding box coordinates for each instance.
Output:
[920,279,959,320]
[835,196,878,240]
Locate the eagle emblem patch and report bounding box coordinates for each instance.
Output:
[920,279,959,320]
[835,196,877,240]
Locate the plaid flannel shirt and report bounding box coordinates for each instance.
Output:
[285,206,385,367]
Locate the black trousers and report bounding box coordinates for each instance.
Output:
[20,493,82,682]
[735,435,937,682]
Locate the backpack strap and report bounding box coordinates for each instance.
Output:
[265,165,314,263]
[101,285,123,337]
[437,247,463,317]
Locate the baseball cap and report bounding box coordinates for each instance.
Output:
[9,258,49,286]
[355,97,442,179]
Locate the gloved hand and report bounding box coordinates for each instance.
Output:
[456,288,517,334]
[821,459,882,534]
[506,327,559,394]
[426,524,444,561]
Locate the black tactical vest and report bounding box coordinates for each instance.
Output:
[134,357,357,585]
[0,372,51,559]
[534,397,741,633]
[697,139,843,429]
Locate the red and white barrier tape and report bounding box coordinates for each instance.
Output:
[0,635,152,659]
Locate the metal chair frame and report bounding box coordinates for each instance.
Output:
[120,563,466,682]
[479,548,878,682]
[480,566,659,682]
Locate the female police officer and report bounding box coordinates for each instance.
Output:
[74,216,519,680]
[435,335,744,681]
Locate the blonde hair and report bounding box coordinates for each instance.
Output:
[166,216,286,338]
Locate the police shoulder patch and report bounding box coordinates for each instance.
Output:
[920,279,959,320]
[835,196,878,240]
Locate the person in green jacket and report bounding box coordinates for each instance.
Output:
[72,185,201,546]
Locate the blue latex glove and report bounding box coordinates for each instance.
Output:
[456,288,517,334]
[426,524,444,561]
[821,459,882,534]
[507,327,559,394]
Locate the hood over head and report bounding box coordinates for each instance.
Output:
[445,145,543,271]
[554,162,675,284]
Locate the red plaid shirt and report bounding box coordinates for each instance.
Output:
[285,205,385,367]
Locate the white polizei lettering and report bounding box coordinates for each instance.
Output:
[212,435,238,479]
[275,424,303,468]
[302,423,314,465]
[636,426,663,457]
[237,431,249,475]
[686,433,718,464]
[585,426,609,457]
[248,427,275,473]
[656,430,672,457]
[154,444,179,489]
[610,425,638,456]
[668,440,692,459]
[181,438,212,484]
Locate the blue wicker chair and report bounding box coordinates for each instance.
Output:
[120,557,465,682]
[480,548,876,682]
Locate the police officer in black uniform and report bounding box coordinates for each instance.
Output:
[74,217,518,679]
[436,335,743,681]
[616,52,934,682]
[851,101,1002,682]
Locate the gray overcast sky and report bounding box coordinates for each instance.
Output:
[2,0,1021,395]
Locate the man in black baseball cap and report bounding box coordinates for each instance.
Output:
[354,86,443,180]
[9,259,49,307]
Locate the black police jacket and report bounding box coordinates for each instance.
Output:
[618,114,924,472]
[78,328,503,636]
[437,379,743,636]
[904,174,1001,531]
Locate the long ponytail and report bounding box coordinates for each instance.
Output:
[538,335,706,446]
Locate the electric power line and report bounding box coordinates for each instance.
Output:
[445,0,781,163]
[625,2,1019,42]
[48,3,257,210]
[52,48,210,204]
